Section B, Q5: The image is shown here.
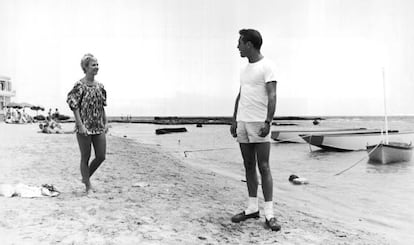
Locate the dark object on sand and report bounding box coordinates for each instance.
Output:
[56,114,70,121]
[155,127,188,135]
[288,174,308,185]
[196,123,203,128]
[288,174,299,182]
[34,115,46,121]
[313,119,320,125]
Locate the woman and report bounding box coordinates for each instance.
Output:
[67,53,108,193]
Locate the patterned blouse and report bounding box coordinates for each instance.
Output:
[67,80,107,135]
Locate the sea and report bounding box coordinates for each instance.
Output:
[109,116,414,245]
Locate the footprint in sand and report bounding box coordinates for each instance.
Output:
[88,208,97,216]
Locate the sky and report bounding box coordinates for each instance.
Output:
[1,0,414,117]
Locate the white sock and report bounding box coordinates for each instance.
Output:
[264,201,274,220]
[245,197,259,214]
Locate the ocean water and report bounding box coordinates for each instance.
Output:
[109,117,414,244]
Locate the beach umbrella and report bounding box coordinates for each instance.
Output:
[30,105,45,116]
[20,102,34,108]
[5,102,22,109]
[30,105,45,111]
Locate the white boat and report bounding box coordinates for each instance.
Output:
[364,69,414,163]
[271,127,369,143]
[300,130,414,151]
[366,142,413,164]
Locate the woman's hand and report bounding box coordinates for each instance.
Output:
[104,123,109,134]
[77,123,88,135]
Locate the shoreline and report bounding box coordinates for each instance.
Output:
[0,123,389,244]
[58,116,324,125]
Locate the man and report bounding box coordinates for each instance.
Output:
[230,29,280,231]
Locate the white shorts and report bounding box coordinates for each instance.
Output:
[236,121,270,143]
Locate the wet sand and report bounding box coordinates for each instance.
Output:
[0,123,390,244]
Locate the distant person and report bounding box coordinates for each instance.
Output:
[52,108,60,120]
[16,109,24,123]
[40,116,62,134]
[230,29,280,231]
[67,53,108,193]
[5,108,11,122]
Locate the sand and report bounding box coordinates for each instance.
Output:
[0,123,390,244]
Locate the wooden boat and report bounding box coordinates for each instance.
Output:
[155,127,187,135]
[271,127,369,143]
[366,142,413,164]
[300,130,414,151]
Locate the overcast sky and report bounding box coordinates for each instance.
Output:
[1,0,414,117]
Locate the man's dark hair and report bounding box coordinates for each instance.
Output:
[239,29,263,50]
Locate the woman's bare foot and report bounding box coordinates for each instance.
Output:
[82,179,93,193]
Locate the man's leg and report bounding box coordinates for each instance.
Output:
[256,142,281,231]
[231,143,260,223]
[256,142,272,202]
[240,143,258,198]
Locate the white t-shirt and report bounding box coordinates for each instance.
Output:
[236,57,277,122]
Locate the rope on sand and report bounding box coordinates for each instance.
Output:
[183,147,235,157]
[333,143,381,176]
[182,135,304,157]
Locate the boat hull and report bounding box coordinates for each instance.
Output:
[271,128,368,143]
[366,143,413,164]
[155,127,187,135]
[300,131,414,151]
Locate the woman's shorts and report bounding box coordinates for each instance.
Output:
[236,121,270,143]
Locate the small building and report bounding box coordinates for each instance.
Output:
[0,75,16,121]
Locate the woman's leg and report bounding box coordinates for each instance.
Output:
[76,133,92,192]
[89,133,106,177]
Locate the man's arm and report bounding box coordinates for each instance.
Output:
[230,89,241,137]
[259,81,277,137]
[265,81,277,123]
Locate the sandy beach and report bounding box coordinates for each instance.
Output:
[0,123,390,245]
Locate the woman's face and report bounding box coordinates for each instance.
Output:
[86,59,99,75]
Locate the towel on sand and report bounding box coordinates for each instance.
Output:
[0,183,60,198]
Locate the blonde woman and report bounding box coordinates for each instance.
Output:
[67,54,108,193]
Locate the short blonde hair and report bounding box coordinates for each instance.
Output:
[80,53,97,73]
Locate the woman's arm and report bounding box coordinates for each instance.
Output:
[103,107,109,133]
[73,109,87,135]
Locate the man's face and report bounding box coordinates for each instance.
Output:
[237,36,248,57]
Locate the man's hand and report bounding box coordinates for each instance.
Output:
[230,121,237,138]
[258,122,271,137]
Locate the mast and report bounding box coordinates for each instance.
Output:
[382,67,389,144]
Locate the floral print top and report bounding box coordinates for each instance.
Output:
[67,80,107,135]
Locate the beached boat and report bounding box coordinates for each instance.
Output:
[366,142,413,164]
[271,127,368,143]
[300,130,414,151]
[155,127,187,135]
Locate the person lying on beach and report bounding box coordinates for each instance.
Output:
[39,117,63,134]
[67,53,108,193]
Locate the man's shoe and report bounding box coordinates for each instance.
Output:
[265,217,281,231]
[231,211,260,223]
